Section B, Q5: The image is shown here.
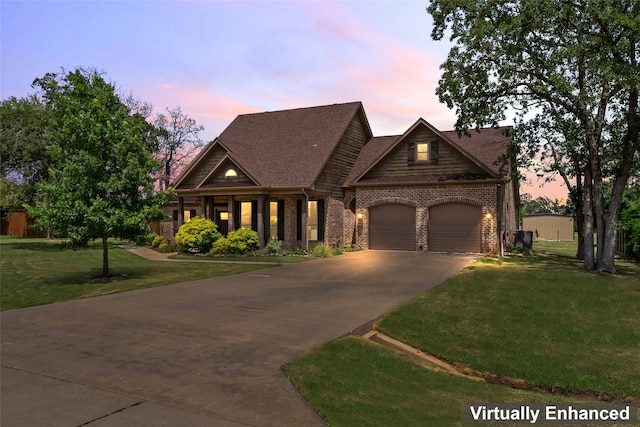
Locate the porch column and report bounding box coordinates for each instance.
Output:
[208,196,215,220]
[200,196,207,218]
[301,193,308,251]
[257,195,265,248]
[178,196,184,226]
[263,195,271,244]
[227,195,235,231]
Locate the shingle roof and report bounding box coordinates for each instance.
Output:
[345,125,512,186]
[218,102,369,188]
[442,126,512,177]
[345,135,399,185]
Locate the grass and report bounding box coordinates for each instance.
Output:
[377,248,640,399]
[532,238,581,257]
[0,236,273,310]
[286,241,639,425]
[284,337,581,427]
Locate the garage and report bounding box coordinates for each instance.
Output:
[369,204,416,250]
[429,203,482,252]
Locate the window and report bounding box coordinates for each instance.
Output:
[240,202,252,229]
[219,211,229,221]
[416,143,429,162]
[270,201,278,240]
[184,209,197,222]
[408,140,438,165]
[224,168,238,178]
[308,201,318,241]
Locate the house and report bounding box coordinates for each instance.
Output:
[522,214,574,241]
[164,102,519,253]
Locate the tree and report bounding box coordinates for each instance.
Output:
[618,183,640,260]
[153,106,204,191]
[520,194,570,217]
[428,0,639,272]
[27,68,166,277]
[0,95,52,207]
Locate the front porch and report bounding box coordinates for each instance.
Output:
[161,192,342,252]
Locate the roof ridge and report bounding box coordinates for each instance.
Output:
[235,101,363,118]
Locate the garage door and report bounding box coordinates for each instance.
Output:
[429,203,481,252]
[369,204,415,250]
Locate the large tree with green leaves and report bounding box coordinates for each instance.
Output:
[27,69,166,277]
[428,0,639,272]
[0,95,52,207]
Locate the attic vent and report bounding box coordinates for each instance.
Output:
[224,168,238,178]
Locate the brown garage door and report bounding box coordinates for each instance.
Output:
[429,203,481,252]
[369,204,415,250]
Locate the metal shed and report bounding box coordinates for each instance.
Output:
[522,214,574,241]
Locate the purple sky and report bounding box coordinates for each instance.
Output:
[1,0,566,200]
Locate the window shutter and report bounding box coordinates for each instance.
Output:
[172,210,178,221]
[430,140,439,165]
[233,201,240,231]
[296,199,302,240]
[317,199,325,243]
[251,200,258,231]
[277,199,285,241]
[407,141,415,165]
[190,209,197,219]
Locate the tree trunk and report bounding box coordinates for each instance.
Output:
[600,215,618,273]
[102,235,109,278]
[599,86,640,273]
[583,167,595,270]
[574,173,585,260]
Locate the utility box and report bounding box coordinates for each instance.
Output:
[515,229,533,249]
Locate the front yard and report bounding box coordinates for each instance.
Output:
[0,236,274,310]
[285,243,640,426]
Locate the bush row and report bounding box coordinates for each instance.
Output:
[172,217,352,257]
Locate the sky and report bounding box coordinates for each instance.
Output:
[1,0,568,200]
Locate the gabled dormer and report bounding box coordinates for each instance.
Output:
[349,119,502,186]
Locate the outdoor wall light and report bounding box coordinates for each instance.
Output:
[485,213,493,219]
[356,213,364,220]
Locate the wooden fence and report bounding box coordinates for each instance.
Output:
[0,210,47,238]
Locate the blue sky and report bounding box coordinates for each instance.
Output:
[1,0,563,199]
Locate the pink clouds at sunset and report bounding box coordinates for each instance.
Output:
[1,0,561,201]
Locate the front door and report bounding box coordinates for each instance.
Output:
[217,210,229,236]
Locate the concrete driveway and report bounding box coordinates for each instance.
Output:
[1,250,476,426]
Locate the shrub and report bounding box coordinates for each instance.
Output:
[135,232,157,247]
[210,228,260,255]
[263,239,284,255]
[310,242,342,258]
[152,235,166,248]
[157,242,174,253]
[175,217,222,253]
[210,237,230,255]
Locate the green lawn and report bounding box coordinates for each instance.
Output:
[0,236,273,310]
[286,242,640,425]
[284,337,582,427]
[378,251,640,399]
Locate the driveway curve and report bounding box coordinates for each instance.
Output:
[1,250,476,426]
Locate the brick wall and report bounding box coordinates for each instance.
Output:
[355,183,501,254]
